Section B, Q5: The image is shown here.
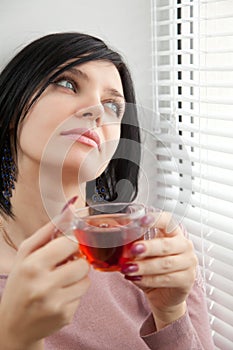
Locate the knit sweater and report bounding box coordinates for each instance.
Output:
[0,267,214,350]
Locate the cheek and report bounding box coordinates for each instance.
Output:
[18,123,48,163]
[18,97,73,160]
[102,123,121,146]
[100,123,121,160]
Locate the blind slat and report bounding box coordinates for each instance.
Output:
[208,313,233,341]
[190,235,233,267]
[155,161,233,187]
[157,94,233,105]
[156,199,233,242]
[155,135,233,154]
[163,210,233,254]
[206,284,233,313]
[171,109,233,121]
[207,299,233,329]
[154,0,231,12]
[196,253,233,283]
[157,65,233,72]
[155,148,233,171]
[153,0,233,347]
[156,174,233,203]
[177,124,233,138]
[156,186,233,222]
[157,79,233,88]
[205,270,233,296]
[156,48,233,55]
[212,332,233,350]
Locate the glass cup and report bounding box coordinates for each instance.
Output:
[70,202,150,272]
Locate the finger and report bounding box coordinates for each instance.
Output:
[132,269,196,290]
[60,275,91,304]
[61,277,91,325]
[122,251,197,277]
[17,204,75,259]
[31,235,80,269]
[131,235,192,259]
[45,276,90,327]
[52,258,90,287]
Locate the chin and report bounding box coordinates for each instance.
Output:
[78,161,109,183]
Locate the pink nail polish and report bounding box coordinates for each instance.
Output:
[140,214,154,226]
[124,275,142,281]
[121,263,139,274]
[131,243,146,256]
[61,196,78,213]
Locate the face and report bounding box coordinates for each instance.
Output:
[18,60,125,184]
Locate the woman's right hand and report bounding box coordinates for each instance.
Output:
[0,205,90,350]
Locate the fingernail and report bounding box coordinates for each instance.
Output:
[124,275,142,281]
[61,196,78,213]
[140,213,154,226]
[131,243,146,256]
[121,263,139,274]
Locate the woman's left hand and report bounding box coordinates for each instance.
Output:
[121,211,198,329]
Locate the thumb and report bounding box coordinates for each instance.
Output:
[17,198,78,258]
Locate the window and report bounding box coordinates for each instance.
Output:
[151,0,233,348]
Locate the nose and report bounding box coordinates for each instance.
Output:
[77,104,104,125]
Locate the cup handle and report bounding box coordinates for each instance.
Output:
[144,227,157,240]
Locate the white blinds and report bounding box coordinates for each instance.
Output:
[151,0,233,349]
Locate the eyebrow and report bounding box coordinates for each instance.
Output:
[68,67,89,81]
[103,88,125,101]
[67,67,125,101]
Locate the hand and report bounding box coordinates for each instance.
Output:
[121,211,198,329]
[0,205,90,349]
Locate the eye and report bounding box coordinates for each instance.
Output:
[104,101,125,118]
[50,73,78,93]
[55,79,76,92]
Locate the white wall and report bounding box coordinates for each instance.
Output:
[0,0,152,109]
[0,0,156,206]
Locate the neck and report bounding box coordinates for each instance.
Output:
[3,174,86,247]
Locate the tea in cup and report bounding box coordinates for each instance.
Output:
[72,202,148,272]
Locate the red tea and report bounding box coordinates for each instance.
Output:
[73,213,144,271]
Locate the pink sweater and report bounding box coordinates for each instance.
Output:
[0,267,214,349]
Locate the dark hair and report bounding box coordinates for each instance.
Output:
[0,32,141,217]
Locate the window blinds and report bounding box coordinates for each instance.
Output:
[151,0,233,349]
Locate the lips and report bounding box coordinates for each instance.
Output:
[60,128,101,150]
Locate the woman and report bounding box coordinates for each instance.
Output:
[0,32,214,349]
